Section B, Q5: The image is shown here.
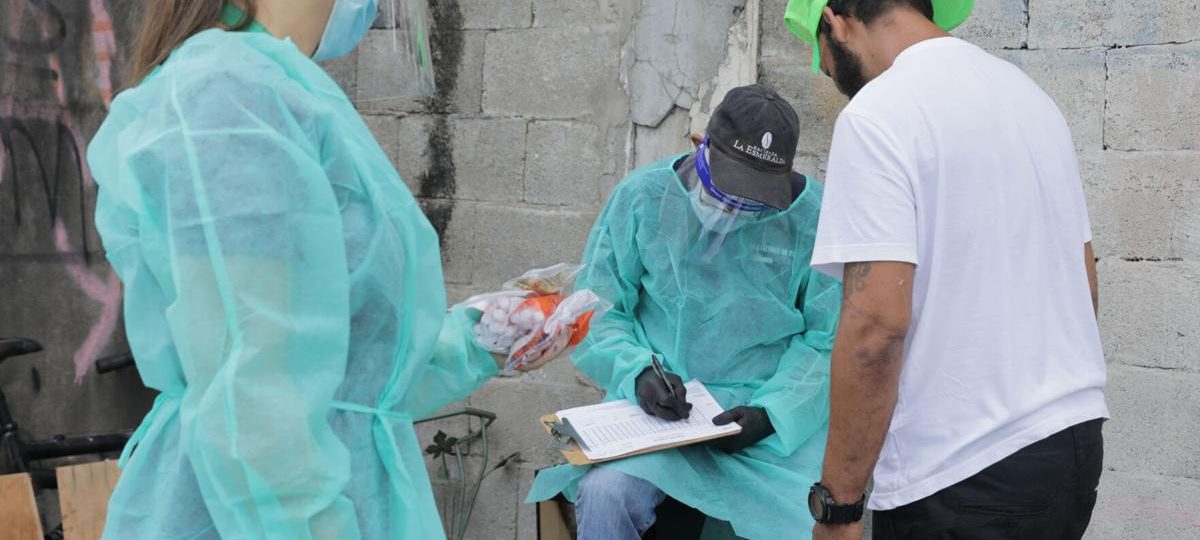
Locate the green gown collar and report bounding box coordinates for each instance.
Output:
[220,3,269,34]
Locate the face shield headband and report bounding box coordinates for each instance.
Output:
[696,137,770,213]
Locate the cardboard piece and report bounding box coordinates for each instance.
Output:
[57,460,121,540]
[537,499,573,540]
[0,473,44,540]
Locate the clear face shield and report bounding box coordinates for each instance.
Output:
[358,0,438,101]
[691,137,772,260]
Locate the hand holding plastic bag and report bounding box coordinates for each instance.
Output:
[461,264,611,372]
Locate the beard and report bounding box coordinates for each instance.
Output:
[826,34,869,99]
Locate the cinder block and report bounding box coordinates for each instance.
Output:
[319,51,358,98]
[439,30,488,115]
[452,118,528,203]
[997,49,1106,151]
[368,114,439,195]
[1105,44,1200,151]
[1103,365,1200,479]
[525,121,603,206]
[951,0,1027,49]
[396,114,439,194]
[354,29,430,105]
[362,113,404,180]
[438,202,477,285]
[759,0,808,61]
[468,378,604,466]
[356,30,485,114]
[483,28,622,118]
[461,0,533,30]
[533,0,624,27]
[757,56,847,157]
[1079,151,1200,260]
[1086,472,1200,539]
[355,29,488,114]
[1029,0,1200,48]
[1098,260,1200,372]
[462,466,521,540]
[470,205,596,289]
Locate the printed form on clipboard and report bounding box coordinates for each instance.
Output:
[542,380,741,465]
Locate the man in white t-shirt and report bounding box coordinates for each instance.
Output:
[783,1,1110,539]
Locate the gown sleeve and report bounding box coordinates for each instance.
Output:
[138,67,361,540]
[397,306,501,420]
[570,185,655,402]
[749,268,842,456]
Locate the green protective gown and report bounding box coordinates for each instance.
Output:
[526,155,842,540]
[88,11,497,540]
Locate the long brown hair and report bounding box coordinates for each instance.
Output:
[130,0,257,84]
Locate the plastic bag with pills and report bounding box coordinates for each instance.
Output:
[460,264,612,372]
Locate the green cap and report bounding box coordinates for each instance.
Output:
[784,0,975,73]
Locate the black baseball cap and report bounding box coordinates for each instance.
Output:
[705,85,800,210]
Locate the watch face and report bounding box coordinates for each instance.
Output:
[808,487,824,520]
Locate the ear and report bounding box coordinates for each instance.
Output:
[822,6,851,43]
[689,133,704,148]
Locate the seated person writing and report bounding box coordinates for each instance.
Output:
[526,85,841,540]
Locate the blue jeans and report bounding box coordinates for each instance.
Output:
[576,466,668,540]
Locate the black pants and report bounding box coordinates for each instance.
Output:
[873,419,1104,540]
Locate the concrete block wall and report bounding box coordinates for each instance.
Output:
[3,0,1197,538]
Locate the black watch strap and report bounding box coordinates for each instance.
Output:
[810,482,866,524]
[826,499,865,524]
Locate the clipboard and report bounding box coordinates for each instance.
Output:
[539,413,740,466]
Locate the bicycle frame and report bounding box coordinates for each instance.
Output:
[0,338,134,489]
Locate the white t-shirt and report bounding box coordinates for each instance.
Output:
[811,37,1109,511]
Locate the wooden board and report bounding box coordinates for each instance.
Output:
[539,414,738,466]
[57,460,121,540]
[0,473,44,540]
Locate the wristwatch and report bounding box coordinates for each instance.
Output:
[808,482,866,524]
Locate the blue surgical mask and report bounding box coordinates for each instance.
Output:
[312,0,379,62]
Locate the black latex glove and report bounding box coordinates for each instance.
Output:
[710,406,775,452]
[634,367,693,421]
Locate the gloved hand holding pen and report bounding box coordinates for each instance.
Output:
[635,357,693,421]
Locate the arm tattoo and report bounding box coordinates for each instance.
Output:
[844,262,873,298]
[841,262,873,317]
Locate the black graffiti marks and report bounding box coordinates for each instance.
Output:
[4,0,68,55]
[0,115,91,254]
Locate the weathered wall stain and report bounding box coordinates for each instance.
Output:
[416,0,462,245]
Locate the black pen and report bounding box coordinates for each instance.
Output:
[651,355,679,401]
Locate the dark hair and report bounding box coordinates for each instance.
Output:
[130,0,257,84]
[818,0,934,36]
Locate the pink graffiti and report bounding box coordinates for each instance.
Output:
[90,0,118,107]
[2,0,124,380]
[55,223,123,381]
